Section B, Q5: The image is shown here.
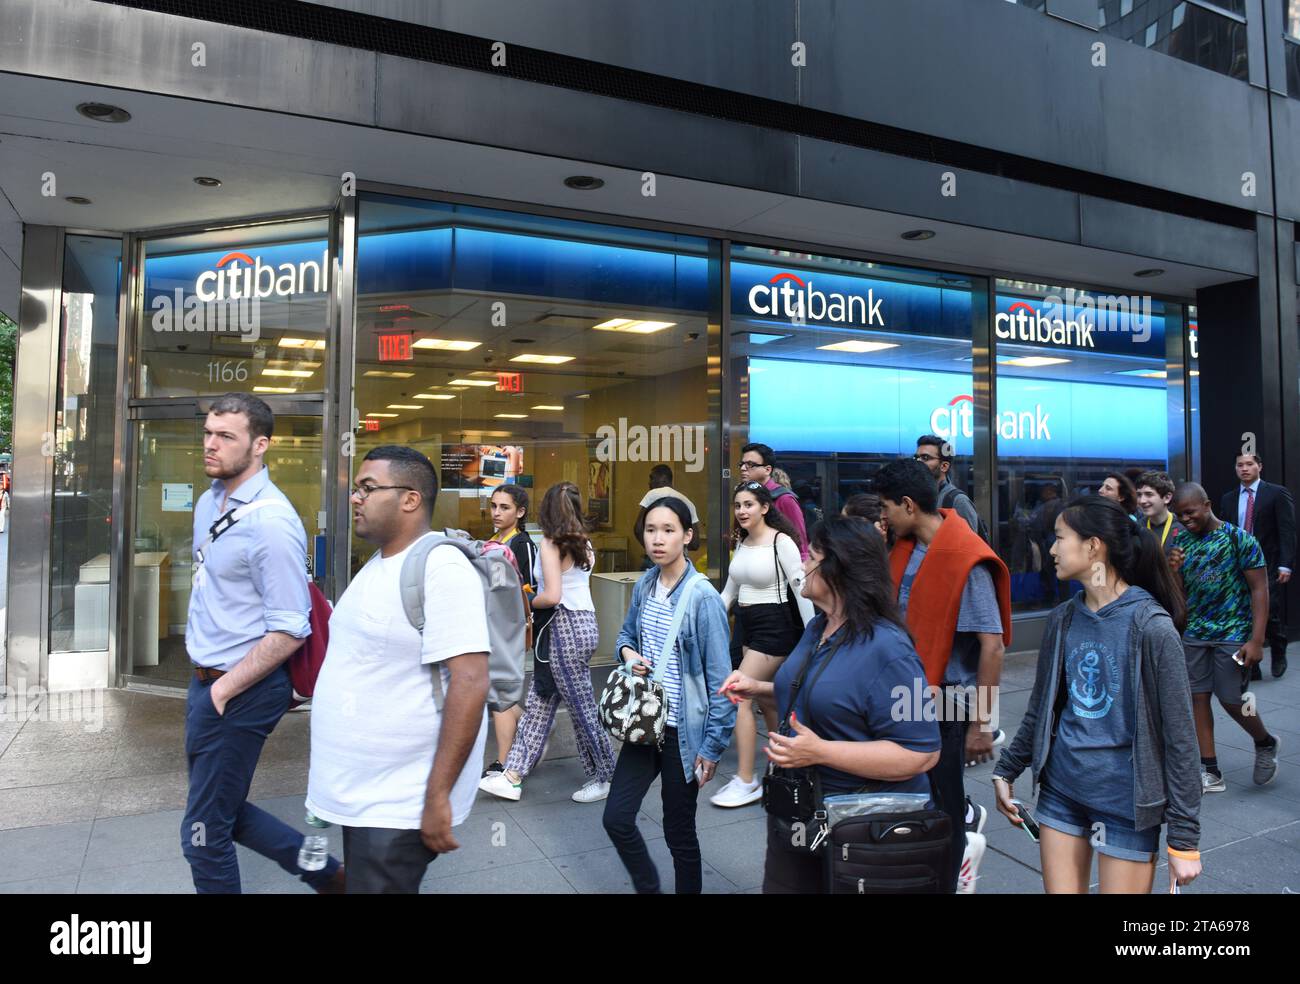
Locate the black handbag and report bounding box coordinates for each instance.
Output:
[531,605,558,700]
[772,537,807,632]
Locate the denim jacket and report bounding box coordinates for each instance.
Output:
[614,567,737,782]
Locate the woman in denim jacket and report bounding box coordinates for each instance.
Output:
[602,497,737,893]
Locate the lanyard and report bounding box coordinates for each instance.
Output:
[1148,512,1173,548]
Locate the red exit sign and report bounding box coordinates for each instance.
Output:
[496,372,522,392]
[377,333,413,362]
[363,419,380,432]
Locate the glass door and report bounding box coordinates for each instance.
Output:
[123,404,324,687]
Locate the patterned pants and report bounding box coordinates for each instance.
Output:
[505,607,615,782]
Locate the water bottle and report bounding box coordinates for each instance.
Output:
[304,809,332,829]
[298,834,329,872]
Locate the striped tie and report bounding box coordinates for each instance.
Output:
[1244,487,1255,534]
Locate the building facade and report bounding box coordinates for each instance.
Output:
[2,0,1298,693]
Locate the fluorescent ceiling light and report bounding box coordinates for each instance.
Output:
[532,405,564,411]
[1189,370,1200,377]
[469,371,498,377]
[817,340,900,354]
[253,386,297,394]
[414,393,456,400]
[411,338,480,351]
[592,318,676,334]
[262,368,315,378]
[387,404,422,410]
[510,354,575,365]
[1112,368,1167,379]
[999,356,1071,368]
[449,378,499,387]
[277,337,325,350]
[746,332,788,345]
[363,370,415,378]
[366,412,398,418]
[575,393,590,399]
[267,359,320,369]
[494,413,528,419]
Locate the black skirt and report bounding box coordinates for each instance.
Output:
[736,602,800,659]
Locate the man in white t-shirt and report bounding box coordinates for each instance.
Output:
[307,446,490,893]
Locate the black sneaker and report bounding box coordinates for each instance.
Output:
[481,760,505,779]
[1273,654,1288,679]
[964,796,987,836]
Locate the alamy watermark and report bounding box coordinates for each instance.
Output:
[150,292,261,343]
[0,679,106,730]
[594,418,706,473]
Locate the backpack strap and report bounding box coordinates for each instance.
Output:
[400,532,482,711]
[769,484,793,501]
[937,484,959,510]
[644,570,703,685]
[197,497,292,556]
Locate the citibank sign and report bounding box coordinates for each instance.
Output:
[930,394,1052,443]
[746,272,885,327]
[194,249,329,302]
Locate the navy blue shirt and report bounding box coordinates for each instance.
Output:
[1043,587,1146,819]
[774,615,941,796]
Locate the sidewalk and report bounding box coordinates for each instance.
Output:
[1,647,1298,893]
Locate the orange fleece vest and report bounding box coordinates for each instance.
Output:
[889,508,1013,686]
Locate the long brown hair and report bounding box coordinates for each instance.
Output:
[538,481,593,569]
[731,480,800,546]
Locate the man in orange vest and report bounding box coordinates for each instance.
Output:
[874,457,1012,894]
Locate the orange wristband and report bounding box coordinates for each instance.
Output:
[1167,847,1201,861]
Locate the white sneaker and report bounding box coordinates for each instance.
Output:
[571,780,610,803]
[957,832,986,894]
[1201,770,1226,794]
[479,772,522,801]
[710,775,763,808]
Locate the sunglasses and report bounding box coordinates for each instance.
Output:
[734,481,765,494]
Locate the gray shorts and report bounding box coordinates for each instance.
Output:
[1182,639,1250,705]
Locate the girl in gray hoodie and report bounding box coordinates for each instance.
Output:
[993,495,1202,894]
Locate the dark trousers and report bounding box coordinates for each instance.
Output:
[602,728,701,894]
[761,816,825,894]
[181,664,341,894]
[342,826,438,893]
[929,717,967,894]
[1267,567,1288,658]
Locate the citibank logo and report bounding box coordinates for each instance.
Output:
[747,272,884,327]
[996,302,1094,348]
[930,393,1052,442]
[194,249,329,302]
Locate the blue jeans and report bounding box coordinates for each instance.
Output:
[180,664,341,893]
[602,728,701,894]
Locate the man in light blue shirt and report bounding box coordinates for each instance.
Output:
[181,393,343,893]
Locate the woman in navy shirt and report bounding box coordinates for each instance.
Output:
[721,516,942,894]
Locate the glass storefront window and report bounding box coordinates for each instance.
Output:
[994,278,1174,613]
[49,235,121,652]
[728,244,978,525]
[137,218,330,398]
[1188,303,1200,481]
[352,194,717,664]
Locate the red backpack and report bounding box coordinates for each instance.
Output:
[289,581,333,706]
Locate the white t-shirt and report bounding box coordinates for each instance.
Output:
[307,539,490,829]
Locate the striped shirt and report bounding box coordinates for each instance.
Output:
[639,576,685,728]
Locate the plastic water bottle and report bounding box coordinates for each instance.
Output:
[304,809,332,829]
[298,834,328,872]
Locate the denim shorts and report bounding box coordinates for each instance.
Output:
[1035,784,1159,863]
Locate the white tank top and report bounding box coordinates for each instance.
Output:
[533,539,596,612]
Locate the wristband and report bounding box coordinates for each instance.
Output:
[1167,847,1201,861]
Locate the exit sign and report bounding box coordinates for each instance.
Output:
[377,333,413,362]
[363,419,380,432]
[496,372,522,392]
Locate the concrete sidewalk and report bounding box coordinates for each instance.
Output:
[1,647,1298,893]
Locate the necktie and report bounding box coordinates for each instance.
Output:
[1244,487,1255,534]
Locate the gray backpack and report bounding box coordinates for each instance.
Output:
[399,531,529,713]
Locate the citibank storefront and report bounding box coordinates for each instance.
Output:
[8,185,1197,693]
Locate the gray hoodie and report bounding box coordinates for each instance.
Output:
[994,589,1201,851]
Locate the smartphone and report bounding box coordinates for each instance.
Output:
[1232,649,1246,666]
[1010,799,1041,842]
[694,762,706,785]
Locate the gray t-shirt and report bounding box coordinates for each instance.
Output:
[937,478,981,536]
[898,543,1003,688]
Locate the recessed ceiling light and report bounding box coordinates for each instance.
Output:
[592,319,676,334]
[365,412,399,418]
[817,340,900,354]
[1189,370,1200,377]
[1113,368,1167,379]
[740,332,789,345]
[564,175,604,190]
[363,370,415,378]
[449,378,498,386]
[494,413,529,419]
[64,196,92,206]
[469,371,498,377]
[253,386,297,394]
[575,393,590,399]
[261,368,315,378]
[510,354,575,365]
[901,229,936,241]
[411,338,480,351]
[76,102,131,123]
[277,338,326,350]
[532,405,564,411]
[999,356,1072,368]
[415,393,457,400]
[1134,268,1165,278]
[194,176,222,188]
[387,404,423,410]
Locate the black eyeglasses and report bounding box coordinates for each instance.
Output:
[738,459,766,471]
[351,483,415,502]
